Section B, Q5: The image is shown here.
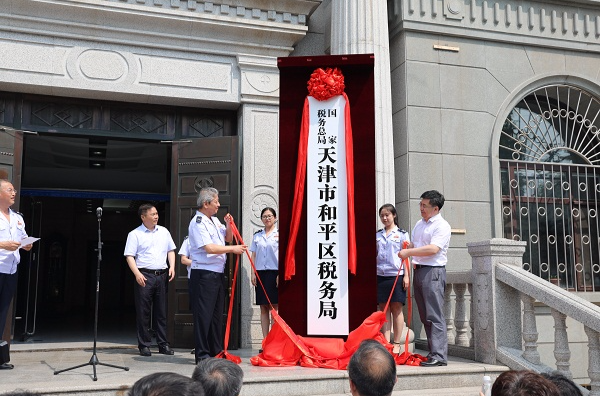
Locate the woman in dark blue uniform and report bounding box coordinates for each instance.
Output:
[249,207,279,344]
[376,204,410,354]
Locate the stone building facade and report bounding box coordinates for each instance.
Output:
[1,1,600,368]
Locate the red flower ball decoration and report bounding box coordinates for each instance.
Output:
[307,67,345,101]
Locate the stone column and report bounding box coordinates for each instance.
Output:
[467,238,527,364]
[330,0,395,208]
[237,54,280,349]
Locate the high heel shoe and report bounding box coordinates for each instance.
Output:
[391,341,401,355]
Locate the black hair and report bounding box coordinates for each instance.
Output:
[138,203,156,217]
[541,372,583,396]
[129,372,205,396]
[420,190,445,210]
[491,370,560,396]
[378,204,399,227]
[261,207,277,218]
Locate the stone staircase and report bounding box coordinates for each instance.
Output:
[4,345,508,396]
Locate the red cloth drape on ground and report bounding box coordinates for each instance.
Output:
[283,68,356,280]
[250,241,426,369]
[214,217,275,363]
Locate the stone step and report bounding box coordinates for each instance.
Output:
[2,346,507,395]
[241,360,506,396]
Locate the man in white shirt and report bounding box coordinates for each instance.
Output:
[124,204,176,357]
[0,180,32,369]
[188,187,246,364]
[399,190,451,367]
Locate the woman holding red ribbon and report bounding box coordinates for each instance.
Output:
[376,204,410,355]
[250,207,279,346]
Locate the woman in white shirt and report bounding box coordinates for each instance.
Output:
[376,204,410,354]
[249,207,279,345]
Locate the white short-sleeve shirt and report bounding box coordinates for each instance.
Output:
[188,211,227,273]
[411,213,451,267]
[123,224,176,270]
[249,227,279,271]
[376,226,410,276]
[0,209,28,275]
[178,236,191,279]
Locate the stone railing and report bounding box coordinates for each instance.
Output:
[423,239,600,393]
[462,238,600,395]
[441,271,475,361]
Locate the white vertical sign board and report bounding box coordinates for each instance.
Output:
[306,95,349,335]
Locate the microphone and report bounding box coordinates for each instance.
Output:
[96,207,103,218]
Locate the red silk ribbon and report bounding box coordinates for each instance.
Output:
[284,89,356,280]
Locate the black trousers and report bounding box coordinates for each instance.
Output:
[0,272,18,341]
[190,269,224,360]
[133,271,169,349]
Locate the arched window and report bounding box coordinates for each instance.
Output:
[500,84,600,291]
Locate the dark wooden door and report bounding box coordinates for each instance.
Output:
[168,136,240,349]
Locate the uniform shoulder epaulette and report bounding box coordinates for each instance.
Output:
[399,228,407,233]
[254,229,262,234]
[377,228,383,232]
[16,212,24,218]
[195,216,202,223]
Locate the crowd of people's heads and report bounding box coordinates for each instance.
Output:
[490,370,582,396]
[129,358,243,396]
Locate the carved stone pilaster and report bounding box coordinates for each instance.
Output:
[239,98,279,348]
[330,0,395,208]
[237,55,279,106]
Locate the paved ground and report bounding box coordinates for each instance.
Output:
[1,341,501,396]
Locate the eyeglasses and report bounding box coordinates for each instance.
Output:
[261,215,274,220]
[4,189,16,194]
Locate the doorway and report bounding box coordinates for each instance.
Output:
[13,134,171,345]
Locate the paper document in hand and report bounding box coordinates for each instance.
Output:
[20,237,40,247]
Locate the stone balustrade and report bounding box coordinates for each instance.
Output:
[433,238,600,394]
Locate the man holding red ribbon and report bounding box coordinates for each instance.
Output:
[398,190,451,367]
[188,187,247,364]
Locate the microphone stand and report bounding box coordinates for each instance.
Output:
[54,208,129,381]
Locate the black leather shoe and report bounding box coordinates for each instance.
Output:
[420,358,447,367]
[0,363,13,369]
[139,347,152,357]
[158,345,174,355]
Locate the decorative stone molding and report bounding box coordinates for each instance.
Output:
[389,0,600,52]
[237,54,279,105]
[249,188,279,228]
[101,0,318,25]
[1,0,319,58]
